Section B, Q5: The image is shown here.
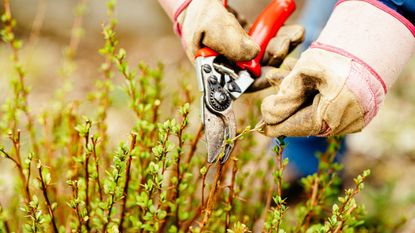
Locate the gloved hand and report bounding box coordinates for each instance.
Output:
[173,0,260,62]
[261,0,415,137]
[158,0,304,85]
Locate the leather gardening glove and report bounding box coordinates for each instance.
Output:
[261,0,415,137]
[168,0,260,62]
[158,0,304,88]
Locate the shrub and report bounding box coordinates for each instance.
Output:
[0,0,371,232]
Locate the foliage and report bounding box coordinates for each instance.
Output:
[0,0,377,232]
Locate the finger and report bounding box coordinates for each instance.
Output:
[262,25,305,66]
[262,36,290,67]
[277,24,305,46]
[262,106,317,137]
[246,56,298,92]
[246,67,289,92]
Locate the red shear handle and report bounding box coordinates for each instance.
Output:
[195,47,219,58]
[237,0,295,77]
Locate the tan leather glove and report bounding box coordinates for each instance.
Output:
[261,0,415,137]
[159,0,304,69]
[175,0,259,62]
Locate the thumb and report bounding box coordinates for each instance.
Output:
[246,57,298,92]
[261,70,310,125]
[246,67,289,92]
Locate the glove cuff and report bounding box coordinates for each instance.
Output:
[318,0,415,89]
[313,0,415,125]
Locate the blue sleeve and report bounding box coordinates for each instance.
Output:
[379,0,415,25]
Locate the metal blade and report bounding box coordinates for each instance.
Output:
[203,102,226,163]
[203,101,236,164]
[220,110,236,164]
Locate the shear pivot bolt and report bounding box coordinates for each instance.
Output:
[202,64,212,73]
[208,75,218,84]
[214,91,227,104]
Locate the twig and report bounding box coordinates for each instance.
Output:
[199,163,225,232]
[83,123,91,231]
[118,133,137,232]
[38,163,59,233]
[201,164,212,208]
[329,171,369,233]
[179,163,213,232]
[3,131,31,203]
[225,158,238,231]
[28,0,47,45]
[296,137,342,231]
[91,137,103,201]
[333,205,357,233]
[2,0,39,156]
[264,183,275,220]
[310,177,320,208]
[222,122,264,150]
[185,123,203,164]
[181,205,203,231]
[96,0,116,156]
[160,128,171,175]
[67,0,88,59]
[69,181,83,232]
[101,144,129,232]
[0,203,11,233]
[174,109,190,228]
[275,142,284,198]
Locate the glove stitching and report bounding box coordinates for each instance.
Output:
[350,62,378,125]
[316,64,356,136]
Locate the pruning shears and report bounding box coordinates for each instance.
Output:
[195,0,296,164]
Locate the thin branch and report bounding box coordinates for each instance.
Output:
[67,0,88,59]
[2,0,39,155]
[225,158,238,231]
[118,133,137,232]
[5,131,31,203]
[0,203,11,233]
[28,0,47,45]
[222,122,264,149]
[38,163,59,233]
[91,137,103,201]
[202,164,212,208]
[296,137,342,231]
[199,163,225,232]
[185,123,203,164]
[174,110,189,228]
[69,181,83,232]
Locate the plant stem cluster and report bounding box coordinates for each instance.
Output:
[0,1,372,232]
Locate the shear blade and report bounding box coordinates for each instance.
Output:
[204,103,236,164]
